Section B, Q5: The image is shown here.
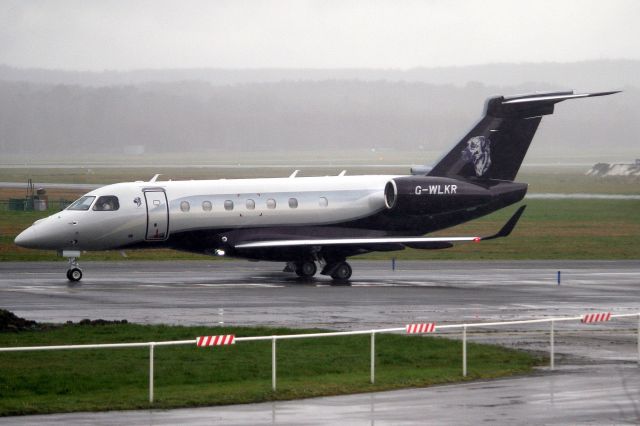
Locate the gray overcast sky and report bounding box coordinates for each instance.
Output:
[1,0,639,71]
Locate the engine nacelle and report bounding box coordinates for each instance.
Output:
[384,176,493,215]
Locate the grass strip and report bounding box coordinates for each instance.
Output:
[0,323,542,416]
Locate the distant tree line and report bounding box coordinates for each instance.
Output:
[0,79,637,158]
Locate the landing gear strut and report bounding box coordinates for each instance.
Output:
[66,257,83,282]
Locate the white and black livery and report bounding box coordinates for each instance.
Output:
[15,90,618,281]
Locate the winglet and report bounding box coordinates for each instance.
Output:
[482,205,526,241]
[502,90,621,104]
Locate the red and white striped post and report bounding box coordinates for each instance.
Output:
[405,323,436,334]
[581,312,612,323]
[196,335,235,347]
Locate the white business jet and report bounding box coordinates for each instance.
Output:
[15,90,617,281]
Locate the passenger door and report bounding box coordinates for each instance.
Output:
[144,189,169,241]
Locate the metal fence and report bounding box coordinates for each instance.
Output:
[1,312,638,403]
[0,199,72,212]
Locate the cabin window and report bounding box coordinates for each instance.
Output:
[319,197,328,208]
[67,196,96,211]
[93,196,120,211]
[288,198,298,209]
[224,200,234,211]
[266,198,276,209]
[180,201,190,212]
[202,201,212,211]
[246,199,255,210]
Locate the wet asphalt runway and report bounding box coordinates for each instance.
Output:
[1,259,639,424]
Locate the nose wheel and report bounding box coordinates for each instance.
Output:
[66,257,83,282]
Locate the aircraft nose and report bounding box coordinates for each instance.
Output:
[14,227,38,248]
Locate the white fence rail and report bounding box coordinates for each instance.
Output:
[1,312,638,403]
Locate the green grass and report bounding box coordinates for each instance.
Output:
[0,324,541,416]
[2,198,639,261]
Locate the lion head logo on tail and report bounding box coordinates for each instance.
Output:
[461,136,492,177]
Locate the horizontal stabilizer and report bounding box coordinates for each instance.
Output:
[502,91,621,105]
[492,90,621,119]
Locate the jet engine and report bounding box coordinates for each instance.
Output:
[384,176,524,215]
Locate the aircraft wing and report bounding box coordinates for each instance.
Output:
[234,206,526,250]
[235,236,479,249]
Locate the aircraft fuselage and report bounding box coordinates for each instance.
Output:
[15,174,526,256]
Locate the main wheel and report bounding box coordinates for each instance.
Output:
[330,262,352,280]
[295,261,317,278]
[67,268,83,282]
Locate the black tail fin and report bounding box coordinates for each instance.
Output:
[427,90,619,181]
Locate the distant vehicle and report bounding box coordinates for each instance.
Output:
[15,90,618,282]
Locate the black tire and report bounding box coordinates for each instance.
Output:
[68,268,82,282]
[295,261,317,278]
[330,262,352,280]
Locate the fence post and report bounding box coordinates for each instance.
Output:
[370,332,375,384]
[462,325,467,377]
[272,337,277,391]
[149,343,155,403]
[550,320,555,370]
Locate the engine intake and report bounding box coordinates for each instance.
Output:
[384,180,397,209]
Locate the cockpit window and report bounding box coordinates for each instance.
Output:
[93,196,120,211]
[66,196,96,211]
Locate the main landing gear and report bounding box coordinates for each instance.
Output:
[328,262,352,280]
[286,260,352,281]
[295,260,317,278]
[65,257,83,282]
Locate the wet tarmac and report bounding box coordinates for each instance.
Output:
[1,260,639,424]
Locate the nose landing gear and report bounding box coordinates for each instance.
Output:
[66,257,83,282]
